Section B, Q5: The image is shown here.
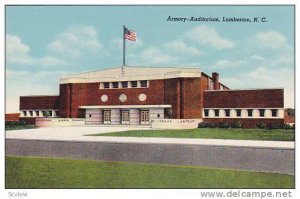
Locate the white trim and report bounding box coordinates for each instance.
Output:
[60,66,202,84]
[203,107,284,109]
[204,88,284,92]
[203,108,284,119]
[79,105,171,109]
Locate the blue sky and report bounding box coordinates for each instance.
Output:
[6,5,294,112]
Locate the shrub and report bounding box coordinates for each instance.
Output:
[282,123,295,130]
[218,122,230,128]
[256,122,267,129]
[231,121,242,128]
[5,120,27,127]
[198,122,217,128]
[198,122,208,128]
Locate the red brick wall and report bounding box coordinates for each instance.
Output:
[200,75,209,118]
[20,96,59,110]
[204,118,284,129]
[164,79,181,118]
[60,80,165,118]
[59,84,71,118]
[181,78,202,118]
[5,113,20,121]
[204,89,284,108]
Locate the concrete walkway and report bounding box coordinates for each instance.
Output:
[6,126,294,149]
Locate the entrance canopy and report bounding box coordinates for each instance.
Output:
[79,104,171,109]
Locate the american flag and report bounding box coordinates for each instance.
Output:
[124,27,137,41]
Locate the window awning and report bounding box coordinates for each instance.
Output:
[79,104,172,109]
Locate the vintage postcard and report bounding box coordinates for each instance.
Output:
[4,4,295,195]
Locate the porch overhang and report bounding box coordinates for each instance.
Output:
[79,104,172,109]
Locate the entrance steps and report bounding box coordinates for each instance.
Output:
[84,124,152,128]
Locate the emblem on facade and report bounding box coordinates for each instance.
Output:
[101,94,108,102]
[119,94,127,102]
[139,93,147,101]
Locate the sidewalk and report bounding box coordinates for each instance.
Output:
[6,126,294,149]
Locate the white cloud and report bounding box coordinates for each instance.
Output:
[164,40,203,55]
[6,34,67,66]
[47,25,103,58]
[185,26,235,49]
[253,31,288,50]
[211,59,247,69]
[128,47,176,65]
[250,54,264,61]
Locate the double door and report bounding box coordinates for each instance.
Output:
[103,110,111,124]
[140,110,149,125]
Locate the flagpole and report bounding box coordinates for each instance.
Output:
[123,25,126,67]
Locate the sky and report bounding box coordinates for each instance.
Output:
[5,5,295,113]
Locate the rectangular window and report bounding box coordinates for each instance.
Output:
[236,109,241,117]
[225,109,230,117]
[104,82,110,89]
[204,109,209,117]
[29,111,33,117]
[209,79,214,90]
[35,111,39,117]
[121,81,128,88]
[214,109,219,117]
[49,111,53,117]
[247,109,253,117]
[23,111,27,116]
[271,109,277,117]
[131,81,137,88]
[141,80,148,87]
[112,82,119,88]
[259,109,265,117]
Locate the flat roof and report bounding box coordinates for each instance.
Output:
[60,66,202,84]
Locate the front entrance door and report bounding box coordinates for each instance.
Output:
[121,110,130,125]
[140,110,149,125]
[103,110,111,124]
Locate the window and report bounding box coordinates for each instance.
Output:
[121,81,128,88]
[247,109,253,117]
[23,111,27,117]
[214,110,219,117]
[104,82,110,89]
[204,109,209,117]
[29,111,33,117]
[271,109,277,117]
[141,80,148,87]
[236,109,241,117]
[157,114,160,118]
[112,82,119,88]
[89,114,92,118]
[49,111,53,117]
[259,109,265,117]
[131,81,137,88]
[225,109,230,117]
[208,79,214,90]
[35,111,39,117]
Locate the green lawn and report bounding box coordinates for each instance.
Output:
[6,156,294,188]
[89,128,295,141]
[5,125,35,131]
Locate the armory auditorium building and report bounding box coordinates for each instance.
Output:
[19,66,285,128]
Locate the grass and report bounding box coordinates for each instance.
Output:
[88,128,295,141]
[5,125,35,131]
[6,156,294,188]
